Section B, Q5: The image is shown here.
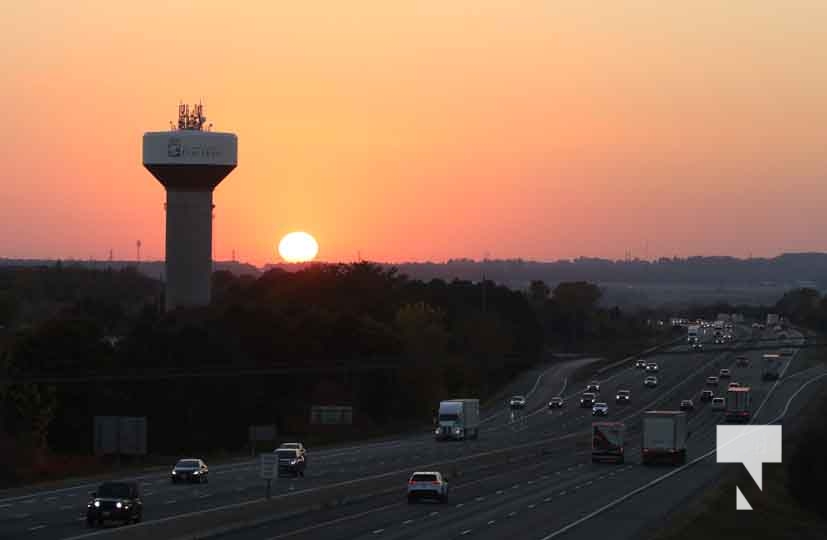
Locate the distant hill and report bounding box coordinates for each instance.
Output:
[4,253,826,290]
[0,259,261,280]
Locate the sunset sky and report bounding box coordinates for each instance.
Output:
[2,1,826,265]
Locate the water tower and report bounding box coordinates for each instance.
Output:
[143,103,238,310]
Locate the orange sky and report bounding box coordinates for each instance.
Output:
[2,1,826,265]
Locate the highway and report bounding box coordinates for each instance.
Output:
[1,327,820,540]
[0,355,598,540]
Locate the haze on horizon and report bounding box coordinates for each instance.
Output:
[1,1,825,266]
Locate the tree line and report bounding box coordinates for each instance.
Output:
[0,263,672,485]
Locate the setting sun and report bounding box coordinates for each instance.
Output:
[278,232,319,263]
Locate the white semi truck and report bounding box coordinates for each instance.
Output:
[435,399,480,441]
[687,325,700,343]
[641,411,688,465]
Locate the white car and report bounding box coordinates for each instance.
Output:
[407,471,448,503]
[712,397,726,411]
[592,402,609,416]
[277,442,307,458]
[719,369,731,378]
[509,395,527,409]
[706,376,719,386]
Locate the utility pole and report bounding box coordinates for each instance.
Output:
[481,273,487,314]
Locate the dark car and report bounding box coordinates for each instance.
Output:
[548,396,564,409]
[87,481,143,527]
[580,392,597,408]
[635,359,647,369]
[700,390,714,402]
[586,381,601,393]
[680,399,695,411]
[615,390,631,404]
[277,448,306,477]
[171,458,209,484]
[509,395,527,409]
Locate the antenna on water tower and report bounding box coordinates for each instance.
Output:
[136,240,142,265]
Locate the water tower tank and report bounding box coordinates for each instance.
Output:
[142,103,238,310]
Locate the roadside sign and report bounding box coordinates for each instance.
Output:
[259,453,278,480]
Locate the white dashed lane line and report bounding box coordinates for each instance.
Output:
[460,529,473,536]
[508,511,517,518]
[22,499,36,504]
[544,497,552,503]
[456,503,465,508]
[429,511,439,517]
[164,499,177,505]
[29,524,47,531]
[402,520,414,525]
[0,503,11,509]
[372,529,384,534]
[488,520,496,525]
[529,504,537,509]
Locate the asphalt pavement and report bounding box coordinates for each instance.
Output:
[4,327,818,540]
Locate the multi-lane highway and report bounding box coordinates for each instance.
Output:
[0,356,597,540]
[1,327,821,540]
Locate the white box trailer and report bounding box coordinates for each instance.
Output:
[592,422,625,464]
[641,411,687,465]
[725,387,752,423]
[435,399,480,441]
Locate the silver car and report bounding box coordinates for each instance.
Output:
[407,471,448,503]
[592,402,609,416]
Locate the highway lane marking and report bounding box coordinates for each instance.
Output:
[372,528,384,534]
[496,490,503,495]
[0,503,11,508]
[508,511,517,517]
[54,348,709,538]
[22,499,35,504]
[456,503,465,508]
[45,497,56,502]
[528,480,535,485]
[460,529,473,535]
[164,499,177,504]
[429,511,440,517]
[538,350,820,540]
[475,496,485,502]
[585,481,593,486]
[199,494,211,499]
[529,504,537,509]
[488,520,496,525]
[511,484,520,489]
[544,497,552,502]
[13,513,31,519]
[403,519,414,525]
[60,505,72,510]
[28,524,47,531]
[559,491,566,496]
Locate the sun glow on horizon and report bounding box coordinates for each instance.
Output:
[278,232,319,263]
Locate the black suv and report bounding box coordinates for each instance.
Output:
[87,481,143,527]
